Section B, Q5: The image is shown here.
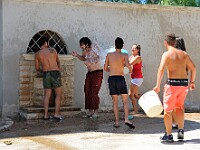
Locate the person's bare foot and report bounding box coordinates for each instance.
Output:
[130,111,138,115]
[114,121,119,126]
[113,123,120,128]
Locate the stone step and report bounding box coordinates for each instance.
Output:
[19,106,81,120]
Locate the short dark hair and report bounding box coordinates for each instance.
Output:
[115,37,124,49]
[79,37,92,47]
[175,37,186,51]
[165,33,176,46]
[38,36,49,47]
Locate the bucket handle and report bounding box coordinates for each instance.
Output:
[142,91,158,99]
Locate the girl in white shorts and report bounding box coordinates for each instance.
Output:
[129,44,143,114]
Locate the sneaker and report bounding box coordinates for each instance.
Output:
[90,114,99,119]
[177,129,184,140]
[82,113,93,118]
[160,133,174,143]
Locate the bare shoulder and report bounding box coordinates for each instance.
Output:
[182,51,189,56]
[122,53,128,57]
[107,52,114,56]
[135,55,141,59]
[162,51,169,57]
[49,48,57,54]
[35,50,41,57]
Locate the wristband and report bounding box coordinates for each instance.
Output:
[190,81,195,84]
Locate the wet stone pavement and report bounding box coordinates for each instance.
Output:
[0,112,200,150]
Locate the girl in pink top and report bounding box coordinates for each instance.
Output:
[129,44,143,114]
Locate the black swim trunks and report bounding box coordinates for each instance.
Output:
[108,76,128,95]
[43,70,62,89]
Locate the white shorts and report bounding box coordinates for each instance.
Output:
[131,78,143,87]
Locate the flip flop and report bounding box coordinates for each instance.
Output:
[43,116,50,120]
[53,116,63,120]
[125,122,135,129]
[113,124,120,128]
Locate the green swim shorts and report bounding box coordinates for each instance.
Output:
[43,70,62,89]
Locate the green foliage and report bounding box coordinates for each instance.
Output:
[159,0,197,6]
[95,0,199,7]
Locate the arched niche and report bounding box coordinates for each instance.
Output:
[27,30,68,54]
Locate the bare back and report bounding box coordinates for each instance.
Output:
[105,52,129,76]
[164,48,189,79]
[35,48,60,72]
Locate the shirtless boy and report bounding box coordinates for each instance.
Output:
[104,37,135,128]
[35,36,62,120]
[153,33,196,142]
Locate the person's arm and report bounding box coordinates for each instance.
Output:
[35,53,40,74]
[125,54,132,73]
[186,55,196,91]
[55,50,60,70]
[104,54,110,72]
[71,51,86,61]
[153,53,168,93]
[129,55,141,65]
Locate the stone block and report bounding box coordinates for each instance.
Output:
[34,78,43,89]
[19,96,30,102]
[19,90,30,96]
[19,60,31,66]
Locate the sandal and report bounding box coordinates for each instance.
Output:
[53,116,63,120]
[113,124,120,128]
[125,122,135,129]
[43,116,50,120]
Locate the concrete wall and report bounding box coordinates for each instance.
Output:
[0,0,2,116]
[1,0,200,116]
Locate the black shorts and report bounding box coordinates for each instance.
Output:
[108,76,128,95]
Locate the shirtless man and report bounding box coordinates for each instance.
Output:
[153,33,196,142]
[104,37,135,128]
[35,36,62,120]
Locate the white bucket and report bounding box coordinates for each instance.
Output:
[138,90,163,118]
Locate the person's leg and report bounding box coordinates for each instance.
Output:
[129,83,139,114]
[176,108,184,128]
[172,109,178,129]
[164,111,173,135]
[44,89,52,118]
[121,94,131,123]
[161,84,175,142]
[176,86,188,140]
[112,95,119,126]
[84,72,93,116]
[176,87,188,129]
[121,94,135,129]
[54,87,62,117]
[90,71,103,116]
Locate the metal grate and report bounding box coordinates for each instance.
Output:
[27,30,68,54]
